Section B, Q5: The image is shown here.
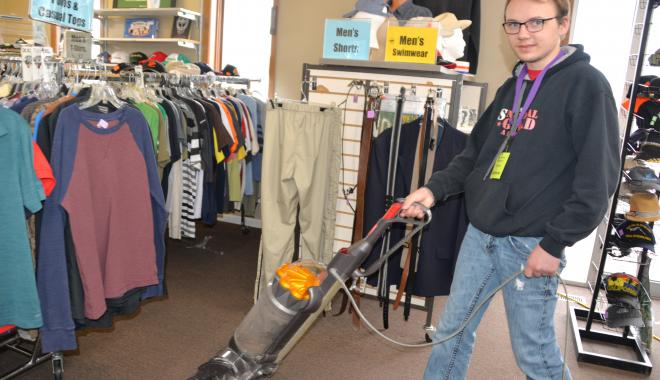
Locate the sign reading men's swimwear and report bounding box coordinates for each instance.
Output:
[30,0,93,32]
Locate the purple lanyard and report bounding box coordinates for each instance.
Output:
[509,50,565,138]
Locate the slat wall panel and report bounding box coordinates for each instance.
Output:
[308,68,456,262]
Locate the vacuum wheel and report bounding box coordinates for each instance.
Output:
[52,357,63,380]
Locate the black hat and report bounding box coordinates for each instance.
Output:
[635,129,660,161]
[111,63,134,74]
[129,51,148,65]
[636,100,660,131]
[222,64,239,76]
[194,62,217,74]
[611,220,656,252]
[141,59,166,73]
[605,295,644,328]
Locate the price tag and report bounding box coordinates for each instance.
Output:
[384,25,437,64]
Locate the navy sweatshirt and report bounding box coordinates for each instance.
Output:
[425,45,620,258]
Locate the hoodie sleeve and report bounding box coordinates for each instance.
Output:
[424,101,496,201]
[539,91,620,257]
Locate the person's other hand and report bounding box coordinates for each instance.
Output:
[400,187,435,219]
[523,245,560,277]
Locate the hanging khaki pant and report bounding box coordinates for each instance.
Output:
[254,102,341,300]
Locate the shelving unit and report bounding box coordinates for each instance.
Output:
[569,0,657,375]
[93,1,203,61]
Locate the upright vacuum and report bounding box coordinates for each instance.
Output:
[189,201,431,380]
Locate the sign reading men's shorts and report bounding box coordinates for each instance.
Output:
[323,19,371,61]
[385,26,437,64]
[30,0,94,32]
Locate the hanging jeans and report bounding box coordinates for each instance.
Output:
[424,224,570,380]
[254,102,341,300]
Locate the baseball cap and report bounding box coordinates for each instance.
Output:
[605,296,644,328]
[221,64,239,76]
[611,220,656,252]
[625,166,660,192]
[97,51,111,63]
[111,63,134,74]
[165,61,201,75]
[129,51,148,64]
[625,192,660,222]
[604,272,642,298]
[635,129,660,161]
[110,50,129,64]
[148,51,167,62]
[165,53,191,64]
[194,62,217,75]
[649,48,660,66]
[623,157,649,170]
[344,0,390,18]
[142,59,166,73]
[636,100,660,132]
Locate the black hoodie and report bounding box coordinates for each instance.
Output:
[425,45,620,258]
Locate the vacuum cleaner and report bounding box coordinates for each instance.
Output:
[189,201,431,380]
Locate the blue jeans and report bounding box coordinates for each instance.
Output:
[423,224,570,380]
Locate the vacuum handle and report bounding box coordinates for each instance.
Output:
[358,201,431,277]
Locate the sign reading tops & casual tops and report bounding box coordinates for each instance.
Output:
[323,19,371,61]
[30,0,94,32]
[385,25,437,64]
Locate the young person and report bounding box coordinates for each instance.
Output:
[401,0,620,378]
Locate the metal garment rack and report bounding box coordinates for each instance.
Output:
[569,0,656,374]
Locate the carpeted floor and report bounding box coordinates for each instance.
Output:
[2,222,658,379]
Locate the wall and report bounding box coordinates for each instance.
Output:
[273,0,355,99]
[473,0,518,105]
[0,3,55,47]
[273,0,516,103]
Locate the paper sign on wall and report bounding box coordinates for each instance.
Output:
[29,0,93,32]
[323,19,371,61]
[63,30,92,60]
[384,26,437,64]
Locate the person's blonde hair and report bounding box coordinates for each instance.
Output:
[505,0,571,18]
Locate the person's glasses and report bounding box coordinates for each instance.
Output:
[502,17,558,34]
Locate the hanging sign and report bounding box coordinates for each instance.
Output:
[323,19,371,61]
[29,0,94,32]
[384,26,437,64]
[63,30,92,60]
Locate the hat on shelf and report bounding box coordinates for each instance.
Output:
[147,51,168,62]
[343,0,391,18]
[636,100,660,132]
[625,166,660,192]
[433,12,472,37]
[649,48,660,66]
[111,63,134,74]
[221,64,239,77]
[110,50,129,64]
[141,59,166,73]
[625,192,660,221]
[623,157,650,170]
[611,219,656,252]
[635,129,660,161]
[97,51,111,64]
[604,272,642,298]
[194,62,218,75]
[129,51,148,65]
[605,295,644,328]
[165,53,191,64]
[165,61,201,75]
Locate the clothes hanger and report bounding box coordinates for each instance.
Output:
[78,64,125,111]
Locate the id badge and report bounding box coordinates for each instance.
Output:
[490,152,510,180]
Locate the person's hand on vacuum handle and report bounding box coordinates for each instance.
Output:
[401,187,435,219]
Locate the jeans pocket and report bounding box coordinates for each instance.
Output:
[507,235,542,257]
